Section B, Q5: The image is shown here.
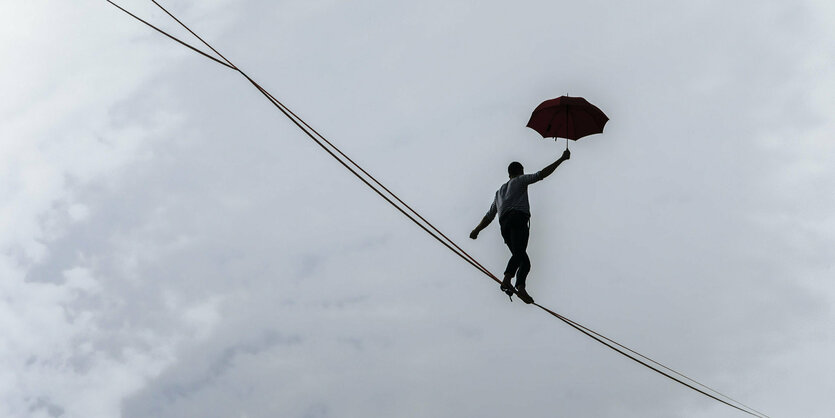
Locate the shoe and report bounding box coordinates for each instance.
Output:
[514,287,534,304]
[500,277,514,301]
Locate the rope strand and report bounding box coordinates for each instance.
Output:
[104,0,234,69]
[145,0,497,280]
[142,0,496,279]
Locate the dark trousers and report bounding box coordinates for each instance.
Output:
[500,211,531,288]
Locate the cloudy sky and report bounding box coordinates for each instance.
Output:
[2,0,833,417]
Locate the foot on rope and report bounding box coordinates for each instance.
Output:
[515,286,534,304]
[500,277,514,301]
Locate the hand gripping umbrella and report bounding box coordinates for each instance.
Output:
[526,96,609,149]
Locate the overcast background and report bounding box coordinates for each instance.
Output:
[2,1,833,417]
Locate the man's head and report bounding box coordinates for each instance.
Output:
[508,161,524,178]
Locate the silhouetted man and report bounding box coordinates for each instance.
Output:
[469,149,570,303]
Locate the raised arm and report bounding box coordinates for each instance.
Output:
[539,149,571,180]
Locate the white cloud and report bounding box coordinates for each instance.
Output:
[1,0,833,417]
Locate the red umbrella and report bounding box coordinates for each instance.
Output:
[526,96,608,147]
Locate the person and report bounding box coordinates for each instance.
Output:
[469,149,571,304]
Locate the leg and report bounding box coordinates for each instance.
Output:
[508,220,531,289]
[514,252,531,288]
[502,213,531,284]
[498,215,521,300]
[504,214,533,304]
[500,217,520,279]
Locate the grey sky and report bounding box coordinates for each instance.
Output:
[2,0,833,417]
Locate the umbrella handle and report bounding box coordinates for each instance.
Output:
[566,138,569,150]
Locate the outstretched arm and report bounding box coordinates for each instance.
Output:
[539,149,571,180]
[470,213,495,239]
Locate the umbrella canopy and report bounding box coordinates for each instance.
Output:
[526,96,608,141]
